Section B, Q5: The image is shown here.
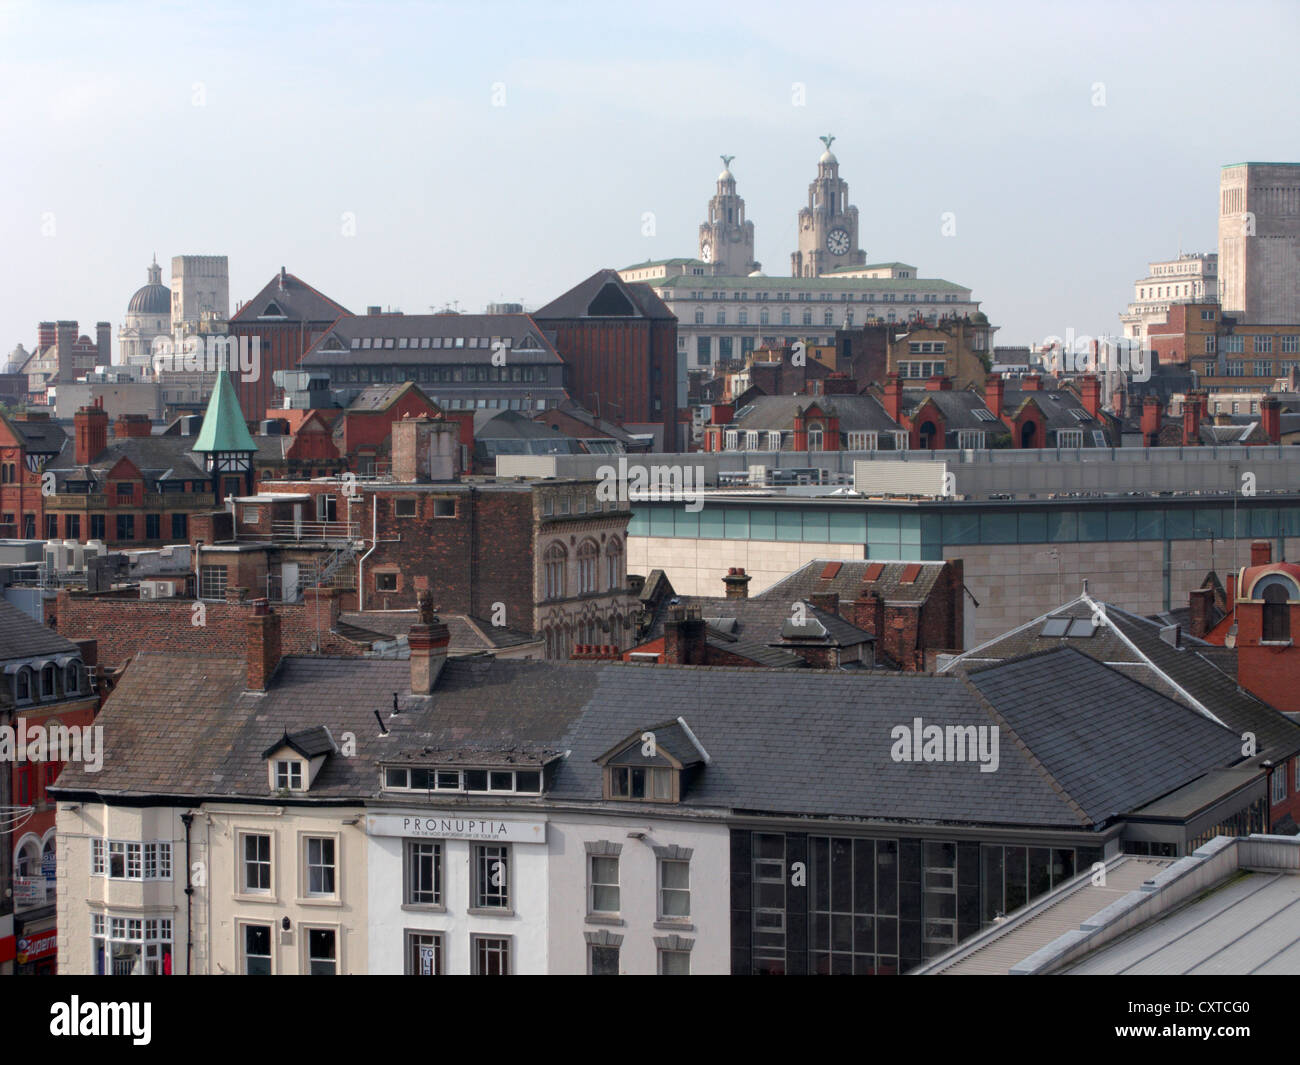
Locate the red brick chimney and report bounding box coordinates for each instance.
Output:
[1261,397,1281,444]
[409,614,452,693]
[37,321,55,351]
[809,592,839,616]
[824,372,856,395]
[1112,388,1126,418]
[792,408,808,451]
[883,374,903,424]
[246,599,282,691]
[74,399,109,464]
[983,373,1005,421]
[1182,393,1203,446]
[1188,586,1215,638]
[1251,541,1271,567]
[1022,374,1042,391]
[113,413,153,439]
[852,589,885,636]
[723,567,751,600]
[1079,375,1101,418]
[1141,396,1162,446]
[663,607,706,664]
[925,376,952,391]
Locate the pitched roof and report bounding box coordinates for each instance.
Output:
[645,595,874,651]
[0,597,81,662]
[762,559,948,605]
[230,271,350,324]
[532,269,676,321]
[730,394,899,434]
[943,594,1300,762]
[55,649,1248,833]
[194,369,257,454]
[301,313,561,367]
[5,414,66,454]
[899,387,1006,434]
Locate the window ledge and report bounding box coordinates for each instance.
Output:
[467,907,515,918]
[295,897,342,907]
[585,914,624,927]
[653,920,694,932]
[1260,640,1293,647]
[233,892,279,905]
[401,903,447,914]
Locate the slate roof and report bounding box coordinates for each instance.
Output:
[730,394,899,434]
[338,612,540,654]
[645,594,874,651]
[0,597,81,662]
[346,383,430,412]
[55,648,1249,832]
[943,594,1300,763]
[899,387,1007,435]
[230,271,350,324]
[301,314,562,367]
[763,559,947,605]
[264,725,336,759]
[5,414,67,455]
[996,387,1116,446]
[532,269,676,322]
[963,649,1243,825]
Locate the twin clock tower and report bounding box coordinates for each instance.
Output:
[790,135,865,278]
[697,137,866,279]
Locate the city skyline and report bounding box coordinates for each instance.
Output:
[1,0,1297,355]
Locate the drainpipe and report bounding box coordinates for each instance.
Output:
[180,811,194,974]
[357,496,377,611]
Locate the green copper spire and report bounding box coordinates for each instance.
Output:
[193,368,257,453]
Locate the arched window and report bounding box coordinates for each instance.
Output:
[14,668,30,702]
[65,662,81,695]
[577,540,599,595]
[544,544,567,601]
[41,664,56,700]
[606,539,623,591]
[1263,584,1291,642]
[16,836,41,879]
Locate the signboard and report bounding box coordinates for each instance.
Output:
[17,931,57,964]
[419,945,435,976]
[13,877,43,908]
[42,852,55,878]
[367,814,546,844]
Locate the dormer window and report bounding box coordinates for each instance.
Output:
[41,664,56,699]
[262,726,337,793]
[14,668,31,703]
[596,718,710,804]
[275,760,304,791]
[382,765,544,795]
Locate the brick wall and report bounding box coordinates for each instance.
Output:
[56,587,359,670]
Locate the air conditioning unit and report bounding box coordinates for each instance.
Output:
[748,464,767,485]
[139,580,177,600]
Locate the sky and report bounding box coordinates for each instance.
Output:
[1,0,1297,356]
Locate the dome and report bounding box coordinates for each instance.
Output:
[718,167,733,182]
[748,269,766,277]
[819,149,837,165]
[128,283,170,315]
[970,310,989,325]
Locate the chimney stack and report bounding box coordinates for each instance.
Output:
[37,321,55,351]
[113,413,153,439]
[96,321,111,364]
[409,614,451,693]
[809,592,839,616]
[883,374,903,424]
[1261,397,1281,444]
[983,373,1005,422]
[1182,392,1204,446]
[1079,375,1101,418]
[1141,396,1162,446]
[1251,541,1272,568]
[56,320,77,384]
[1188,586,1215,638]
[722,567,751,600]
[74,400,109,464]
[246,599,282,691]
[663,606,706,664]
[1021,374,1042,391]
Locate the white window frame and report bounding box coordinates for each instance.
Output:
[588,854,620,916]
[304,925,339,975]
[472,844,512,912]
[240,921,274,975]
[1272,768,1287,805]
[1056,429,1084,448]
[274,759,304,791]
[91,914,172,976]
[956,430,986,450]
[657,858,691,920]
[405,839,443,907]
[658,948,691,975]
[303,835,338,899]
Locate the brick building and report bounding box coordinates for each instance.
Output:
[227,268,350,420]
[189,417,636,659]
[533,269,680,450]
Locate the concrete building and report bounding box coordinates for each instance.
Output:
[170,254,229,340]
[1119,252,1217,344]
[1218,162,1300,324]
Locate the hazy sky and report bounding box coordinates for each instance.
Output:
[2,0,1297,356]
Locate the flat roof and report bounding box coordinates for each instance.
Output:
[1127,764,1263,820]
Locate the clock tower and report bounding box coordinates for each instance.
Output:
[791,136,865,277]
[699,156,759,277]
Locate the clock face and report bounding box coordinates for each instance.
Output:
[701,242,712,263]
[826,228,851,255]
